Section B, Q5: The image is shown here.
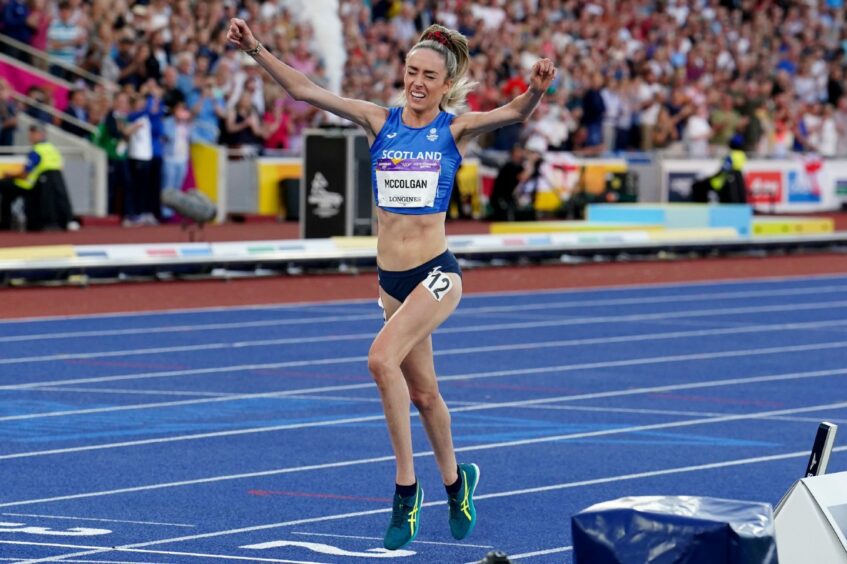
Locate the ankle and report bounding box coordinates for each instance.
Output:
[395,481,418,498]
[445,465,462,495]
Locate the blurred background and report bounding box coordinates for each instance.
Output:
[1,0,846,230]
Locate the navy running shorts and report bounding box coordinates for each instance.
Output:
[378,249,462,303]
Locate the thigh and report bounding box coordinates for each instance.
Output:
[379,289,437,390]
[374,272,463,367]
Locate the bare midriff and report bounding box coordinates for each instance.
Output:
[375,208,448,271]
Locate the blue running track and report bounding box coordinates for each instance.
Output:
[1,274,846,563]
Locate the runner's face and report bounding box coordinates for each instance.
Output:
[404,49,450,113]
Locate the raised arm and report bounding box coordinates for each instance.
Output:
[452,59,556,145]
[226,19,387,138]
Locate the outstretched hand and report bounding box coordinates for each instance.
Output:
[529,58,556,94]
[227,18,258,52]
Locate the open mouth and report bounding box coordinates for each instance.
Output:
[410,91,426,100]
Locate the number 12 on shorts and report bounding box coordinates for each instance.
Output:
[424,266,453,302]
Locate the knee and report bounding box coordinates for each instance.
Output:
[409,388,442,413]
[367,347,397,386]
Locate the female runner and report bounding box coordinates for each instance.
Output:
[227,18,555,550]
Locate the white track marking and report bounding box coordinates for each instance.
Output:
[3,362,847,462]
[0,513,194,527]
[5,302,847,366]
[26,387,232,398]
[5,317,847,393]
[505,546,574,560]
[3,284,847,344]
[0,314,379,343]
[2,273,845,326]
[2,541,326,564]
[6,318,847,419]
[2,398,846,508]
[2,348,847,462]
[290,531,492,548]
[15,445,847,564]
[525,404,847,426]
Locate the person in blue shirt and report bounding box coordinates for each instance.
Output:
[1,0,31,62]
[227,18,555,551]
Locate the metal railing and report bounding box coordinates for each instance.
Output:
[10,90,97,137]
[0,33,113,90]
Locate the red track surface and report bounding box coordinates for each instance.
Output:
[2,253,846,319]
[1,217,846,319]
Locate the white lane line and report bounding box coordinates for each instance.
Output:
[2,396,846,509]
[0,512,194,527]
[19,444,847,564]
[0,278,847,342]
[26,387,232,398]
[524,404,730,418]
[3,284,847,345]
[0,313,379,343]
[525,404,847,426]
[6,300,847,366]
[0,290,847,354]
[3,362,847,463]
[4,272,845,325]
[2,542,325,564]
[7,318,847,419]
[41,560,173,564]
[5,314,847,393]
[505,546,574,560]
[290,531,493,549]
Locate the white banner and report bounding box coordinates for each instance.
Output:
[661,157,845,212]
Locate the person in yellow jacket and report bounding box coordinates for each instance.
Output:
[0,123,75,230]
[691,134,748,204]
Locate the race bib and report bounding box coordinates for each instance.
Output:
[376,159,440,208]
[423,266,453,302]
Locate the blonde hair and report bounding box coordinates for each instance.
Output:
[403,24,476,113]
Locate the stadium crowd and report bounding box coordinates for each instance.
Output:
[2,0,847,220]
[3,0,847,157]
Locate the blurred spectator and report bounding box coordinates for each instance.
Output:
[147,83,166,221]
[489,144,524,221]
[125,91,156,225]
[161,66,186,114]
[710,94,742,149]
[262,86,290,151]
[0,123,74,231]
[2,0,31,61]
[228,56,264,115]
[581,73,606,155]
[26,0,51,61]
[514,139,551,221]
[225,93,263,156]
[0,79,18,146]
[25,86,51,123]
[94,92,132,218]
[61,88,89,137]
[161,100,193,216]
[46,1,84,78]
[114,37,139,87]
[684,105,713,158]
[835,97,847,157]
[187,75,226,144]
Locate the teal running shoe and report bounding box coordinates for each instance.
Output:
[383,484,423,550]
[448,463,480,540]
